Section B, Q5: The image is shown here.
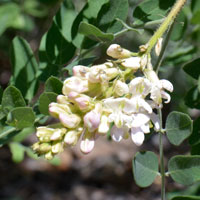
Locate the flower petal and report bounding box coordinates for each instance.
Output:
[132,113,150,127]
[80,131,95,154]
[131,127,145,146]
[161,91,171,103]
[150,112,160,131]
[160,79,173,92]
[110,125,125,142]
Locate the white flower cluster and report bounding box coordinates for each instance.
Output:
[33,44,173,159]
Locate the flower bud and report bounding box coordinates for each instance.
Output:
[80,130,95,154]
[50,128,66,141]
[121,57,141,70]
[75,95,91,111]
[36,127,54,138]
[44,151,54,160]
[72,65,90,78]
[155,38,163,56]
[64,128,83,146]
[52,142,64,154]
[84,110,101,132]
[106,44,131,59]
[62,76,89,95]
[59,113,81,128]
[114,80,129,96]
[32,142,40,151]
[57,95,69,104]
[39,143,52,153]
[88,64,107,83]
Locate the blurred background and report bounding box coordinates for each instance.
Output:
[1,0,200,199]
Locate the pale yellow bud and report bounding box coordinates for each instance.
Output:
[39,143,52,153]
[50,128,66,141]
[64,130,81,146]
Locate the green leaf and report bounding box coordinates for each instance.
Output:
[191,10,200,25]
[39,92,57,115]
[79,22,114,42]
[191,0,200,13]
[0,126,18,146]
[38,33,60,82]
[191,143,200,155]
[0,86,3,102]
[132,151,159,187]
[166,111,193,146]
[1,86,26,114]
[170,11,187,41]
[168,155,200,185]
[98,0,129,33]
[189,117,200,146]
[83,0,109,19]
[171,196,200,200]
[183,58,200,79]
[54,0,76,42]
[184,86,200,109]
[9,142,25,163]
[45,76,63,94]
[10,36,39,100]
[133,0,174,26]
[0,105,6,120]
[7,107,35,129]
[0,3,21,35]
[46,22,76,65]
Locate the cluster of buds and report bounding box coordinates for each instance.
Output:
[33,43,173,159]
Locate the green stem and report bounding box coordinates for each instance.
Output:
[145,0,187,54]
[154,22,175,73]
[158,108,165,200]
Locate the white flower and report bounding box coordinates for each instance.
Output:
[144,69,173,105]
[88,63,118,83]
[114,80,129,96]
[103,98,132,128]
[121,57,141,70]
[129,77,151,97]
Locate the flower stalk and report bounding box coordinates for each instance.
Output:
[144,0,187,54]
